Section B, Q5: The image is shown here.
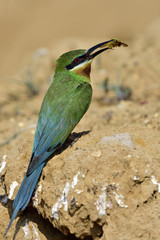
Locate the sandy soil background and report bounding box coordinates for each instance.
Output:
[0,1,160,239]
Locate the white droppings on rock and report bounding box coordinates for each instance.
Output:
[32,193,38,207]
[52,172,85,219]
[32,184,42,207]
[51,202,60,220]
[22,219,30,239]
[38,184,42,192]
[32,223,41,240]
[63,182,70,211]
[113,191,128,208]
[51,182,70,220]
[74,189,83,194]
[144,164,152,174]
[0,155,7,175]
[151,175,160,193]
[133,176,140,181]
[71,171,80,189]
[8,181,18,199]
[95,187,107,217]
[82,173,85,178]
[100,133,134,149]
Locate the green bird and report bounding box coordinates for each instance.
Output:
[4,39,127,236]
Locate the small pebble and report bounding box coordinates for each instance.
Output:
[124,154,132,159]
[91,150,101,158]
[144,119,151,125]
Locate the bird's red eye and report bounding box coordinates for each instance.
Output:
[74,58,79,63]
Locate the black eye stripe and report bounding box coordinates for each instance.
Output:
[66,56,85,70]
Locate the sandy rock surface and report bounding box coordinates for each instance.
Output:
[1,20,160,239]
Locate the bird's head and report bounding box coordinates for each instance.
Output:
[55,39,128,80]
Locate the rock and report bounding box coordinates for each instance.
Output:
[1,126,160,239]
[29,128,159,239]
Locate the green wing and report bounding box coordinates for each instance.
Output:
[27,73,92,175]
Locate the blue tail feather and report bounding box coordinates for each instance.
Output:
[3,204,20,237]
[4,162,45,237]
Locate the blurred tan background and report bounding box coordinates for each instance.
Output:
[0,0,160,79]
[1,1,160,239]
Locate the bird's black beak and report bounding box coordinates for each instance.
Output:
[86,39,128,60]
[65,39,128,71]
